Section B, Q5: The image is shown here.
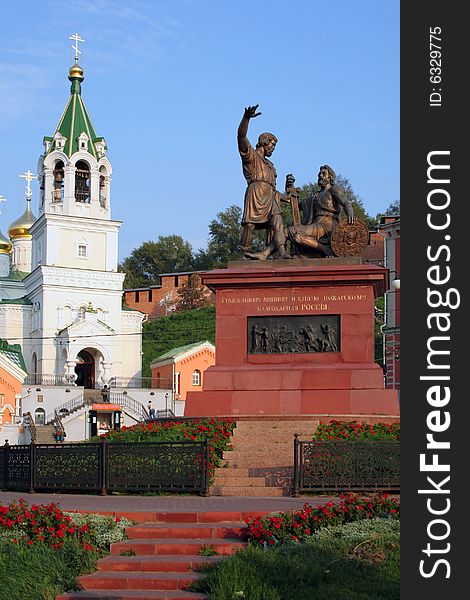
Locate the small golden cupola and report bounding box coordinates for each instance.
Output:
[8,171,37,240]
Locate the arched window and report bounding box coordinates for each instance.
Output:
[32,353,38,378]
[75,160,90,203]
[52,160,65,202]
[99,166,107,208]
[192,369,201,386]
[35,407,45,426]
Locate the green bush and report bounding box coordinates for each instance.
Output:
[0,499,133,599]
[313,420,400,441]
[195,518,399,600]
[101,417,235,481]
[246,493,399,546]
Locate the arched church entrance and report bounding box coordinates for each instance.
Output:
[75,350,95,388]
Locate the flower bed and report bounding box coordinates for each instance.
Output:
[101,417,235,481]
[0,498,133,599]
[312,420,400,441]
[246,493,400,546]
[0,497,132,550]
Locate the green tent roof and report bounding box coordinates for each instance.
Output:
[0,339,27,372]
[47,64,104,160]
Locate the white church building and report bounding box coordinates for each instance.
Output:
[0,40,176,442]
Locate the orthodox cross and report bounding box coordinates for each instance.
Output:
[0,195,6,214]
[69,33,85,62]
[20,170,38,201]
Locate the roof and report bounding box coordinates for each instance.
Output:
[0,271,29,282]
[150,341,215,365]
[47,65,103,160]
[0,295,32,305]
[0,339,27,372]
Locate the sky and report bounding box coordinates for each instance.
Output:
[0,0,399,262]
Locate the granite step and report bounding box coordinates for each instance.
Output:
[111,538,246,556]
[126,522,246,540]
[77,571,203,591]
[57,590,207,599]
[98,554,222,573]
[209,485,287,497]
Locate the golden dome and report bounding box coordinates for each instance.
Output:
[8,201,37,240]
[0,228,12,254]
[69,63,84,81]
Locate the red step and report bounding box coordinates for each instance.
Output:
[126,522,246,540]
[57,591,207,599]
[111,537,246,556]
[98,554,221,573]
[78,571,203,591]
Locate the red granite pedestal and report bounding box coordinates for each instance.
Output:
[185,259,399,418]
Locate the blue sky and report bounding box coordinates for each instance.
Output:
[0,0,399,261]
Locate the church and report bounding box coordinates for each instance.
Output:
[0,37,170,442]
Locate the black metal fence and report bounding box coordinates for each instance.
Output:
[292,436,400,495]
[0,439,210,496]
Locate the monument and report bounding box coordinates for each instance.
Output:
[184,105,399,418]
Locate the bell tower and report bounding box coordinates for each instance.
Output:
[23,35,143,384]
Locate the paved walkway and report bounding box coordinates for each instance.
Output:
[0,491,337,515]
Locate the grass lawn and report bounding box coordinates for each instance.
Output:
[194,518,400,600]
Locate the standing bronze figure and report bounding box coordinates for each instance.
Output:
[287,165,356,257]
[238,105,291,260]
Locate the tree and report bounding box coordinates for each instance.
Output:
[175,274,211,312]
[203,205,244,268]
[384,200,400,216]
[119,235,194,288]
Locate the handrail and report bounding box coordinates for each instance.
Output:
[53,410,65,436]
[46,392,84,424]
[110,392,148,421]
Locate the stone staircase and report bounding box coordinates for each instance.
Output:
[34,423,57,444]
[56,511,250,599]
[211,419,319,497]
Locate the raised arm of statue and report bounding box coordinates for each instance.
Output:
[238,104,261,153]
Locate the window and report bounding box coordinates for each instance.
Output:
[135,291,140,303]
[78,244,87,258]
[148,289,153,302]
[35,408,45,425]
[192,370,201,386]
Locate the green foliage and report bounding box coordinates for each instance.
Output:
[142,305,215,377]
[100,417,235,481]
[0,500,132,600]
[246,494,399,546]
[199,544,219,556]
[195,518,399,600]
[312,420,400,441]
[0,539,99,600]
[119,235,194,288]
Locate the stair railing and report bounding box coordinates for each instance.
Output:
[45,392,85,424]
[23,412,37,442]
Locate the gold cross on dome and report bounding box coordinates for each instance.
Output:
[69,33,85,62]
[20,170,38,200]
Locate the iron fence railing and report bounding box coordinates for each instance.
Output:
[108,377,155,389]
[0,438,210,496]
[292,436,400,495]
[25,374,66,386]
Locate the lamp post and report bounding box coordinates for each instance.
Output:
[165,392,168,414]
